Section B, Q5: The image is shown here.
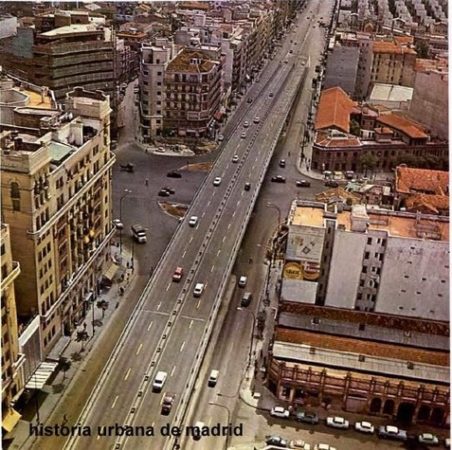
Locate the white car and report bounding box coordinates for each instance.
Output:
[290,440,311,449]
[218,134,224,141]
[355,421,374,434]
[314,445,336,450]
[241,132,246,139]
[243,121,249,128]
[418,433,439,445]
[326,416,349,429]
[270,406,290,419]
[232,155,239,163]
[238,276,247,287]
[193,283,204,297]
[213,177,222,186]
[113,219,124,230]
[188,216,198,227]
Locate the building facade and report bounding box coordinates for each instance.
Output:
[0,87,115,355]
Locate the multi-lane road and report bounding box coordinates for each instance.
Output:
[64,6,315,450]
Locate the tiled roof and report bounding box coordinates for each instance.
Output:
[315,133,362,147]
[314,87,357,133]
[415,57,448,73]
[405,194,449,214]
[396,166,449,195]
[377,113,428,139]
[166,49,217,73]
[373,40,416,55]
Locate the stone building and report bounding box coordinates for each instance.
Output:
[0,87,115,355]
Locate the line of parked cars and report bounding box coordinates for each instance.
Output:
[269,406,445,446]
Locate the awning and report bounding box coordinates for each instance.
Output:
[2,408,22,433]
[103,262,119,281]
[25,361,58,390]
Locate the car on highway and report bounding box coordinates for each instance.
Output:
[161,393,175,415]
[289,49,293,53]
[265,435,288,448]
[269,92,274,97]
[172,267,184,282]
[232,154,239,163]
[213,177,222,186]
[152,371,167,392]
[271,175,286,183]
[355,421,375,434]
[378,425,408,441]
[158,188,170,197]
[188,216,198,227]
[240,292,252,307]
[193,283,205,297]
[241,132,247,139]
[270,406,290,419]
[243,121,250,128]
[247,98,253,103]
[167,170,182,178]
[295,410,319,425]
[296,180,311,187]
[254,116,260,124]
[112,219,124,230]
[244,182,251,191]
[208,369,219,387]
[290,440,311,450]
[279,159,286,168]
[326,416,349,429]
[418,433,439,445]
[238,276,247,287]
[314,445,336,450]
[218,134,224,141]
[324,180,339,187]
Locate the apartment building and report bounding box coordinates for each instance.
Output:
[0,87,115,355]
[164,48,223,138]
[139,38,174,141]
[1,224,26,433]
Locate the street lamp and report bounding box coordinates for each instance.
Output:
[119,189,132,255]
[208,402,232,450]
[237,307,256,372]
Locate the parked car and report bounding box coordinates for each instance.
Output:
[326,416,349,429]
[238,276,247,288]
[241,132,247,139]
[378,425,408,441]
[296,180,311,187]
[254,116,260,124]
[243,121,250,128]
[213,177,222,186]
[295,410,319,425]
[158,189,170,197]
[418,433,439,446]
[271,175,286,183]
[344,170,355,180]
[119,163,134,172]
[314,445,336,450]
[270,406,290,419]
[112,219,124,230]
[218,134,224,142]
[355,421,374,434]
[167,170,182,178]
[163,186,175,194]
[161,393,175,415]
[247,98,253,103]
[172,267,183,282]
[279,159,286,168]
[324,180,339,187]
[244,182,251,191]
[290,440,311,449]
[265,435,288,448]
[232,155,239,163]
[445,437,450,448]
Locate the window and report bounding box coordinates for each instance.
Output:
[157,71,162,76]
[0,244,4,256]
[10,182,21,211]
[364,252,370,259]
[367,237,372,245]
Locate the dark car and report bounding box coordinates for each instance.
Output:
[279,159,286,168]
[296,180,311,187]
[325,180,339,187]
[295,410,319,425]
[265,436,288,448]
[119,163,134,172]
[161,393,175,415]
[247,98,253,103]
[167,170,182,178]
[158,189,170,197]
[271,175,286,183]
[244,182,251,191]
[162,186,175,194]
[269,92,274,98]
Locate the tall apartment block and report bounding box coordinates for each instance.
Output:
[0,87,115,355]
[1,224,25,432]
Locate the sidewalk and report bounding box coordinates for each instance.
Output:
[7,244,139,450]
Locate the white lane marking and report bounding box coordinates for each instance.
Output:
[189,236,193,243]
[241,191,244,196]
[196,299,201,309]
[136,343,143,355]
[211,265,215,273]
[228,223,232,229]
[166,283,171,291]
[111,395,119,409]
[124,368,131,381]
[171,365,176,377]
[255,156,258,162]
[189,319,194,329]
[232,211,236,217]
[252,165,255,170]
[180,341,185,352]
[222,236,226,243]
[182,250,187,258]
[237,200,241,206]
[147,321,153,331]
[156,302,161,311]
[202,211,205,217]
[206,200,210,207]
[217,249,221,256]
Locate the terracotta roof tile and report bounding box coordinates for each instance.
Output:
[314,87,357,133]
[396,166,449,195]
[377,113,428,139]
[167,49,217,73]
[405,194,449,214]
[373,40,417,55]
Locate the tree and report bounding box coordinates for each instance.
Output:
[415,40,430,59]
[349,119,361,136]
[359,153,378,176]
